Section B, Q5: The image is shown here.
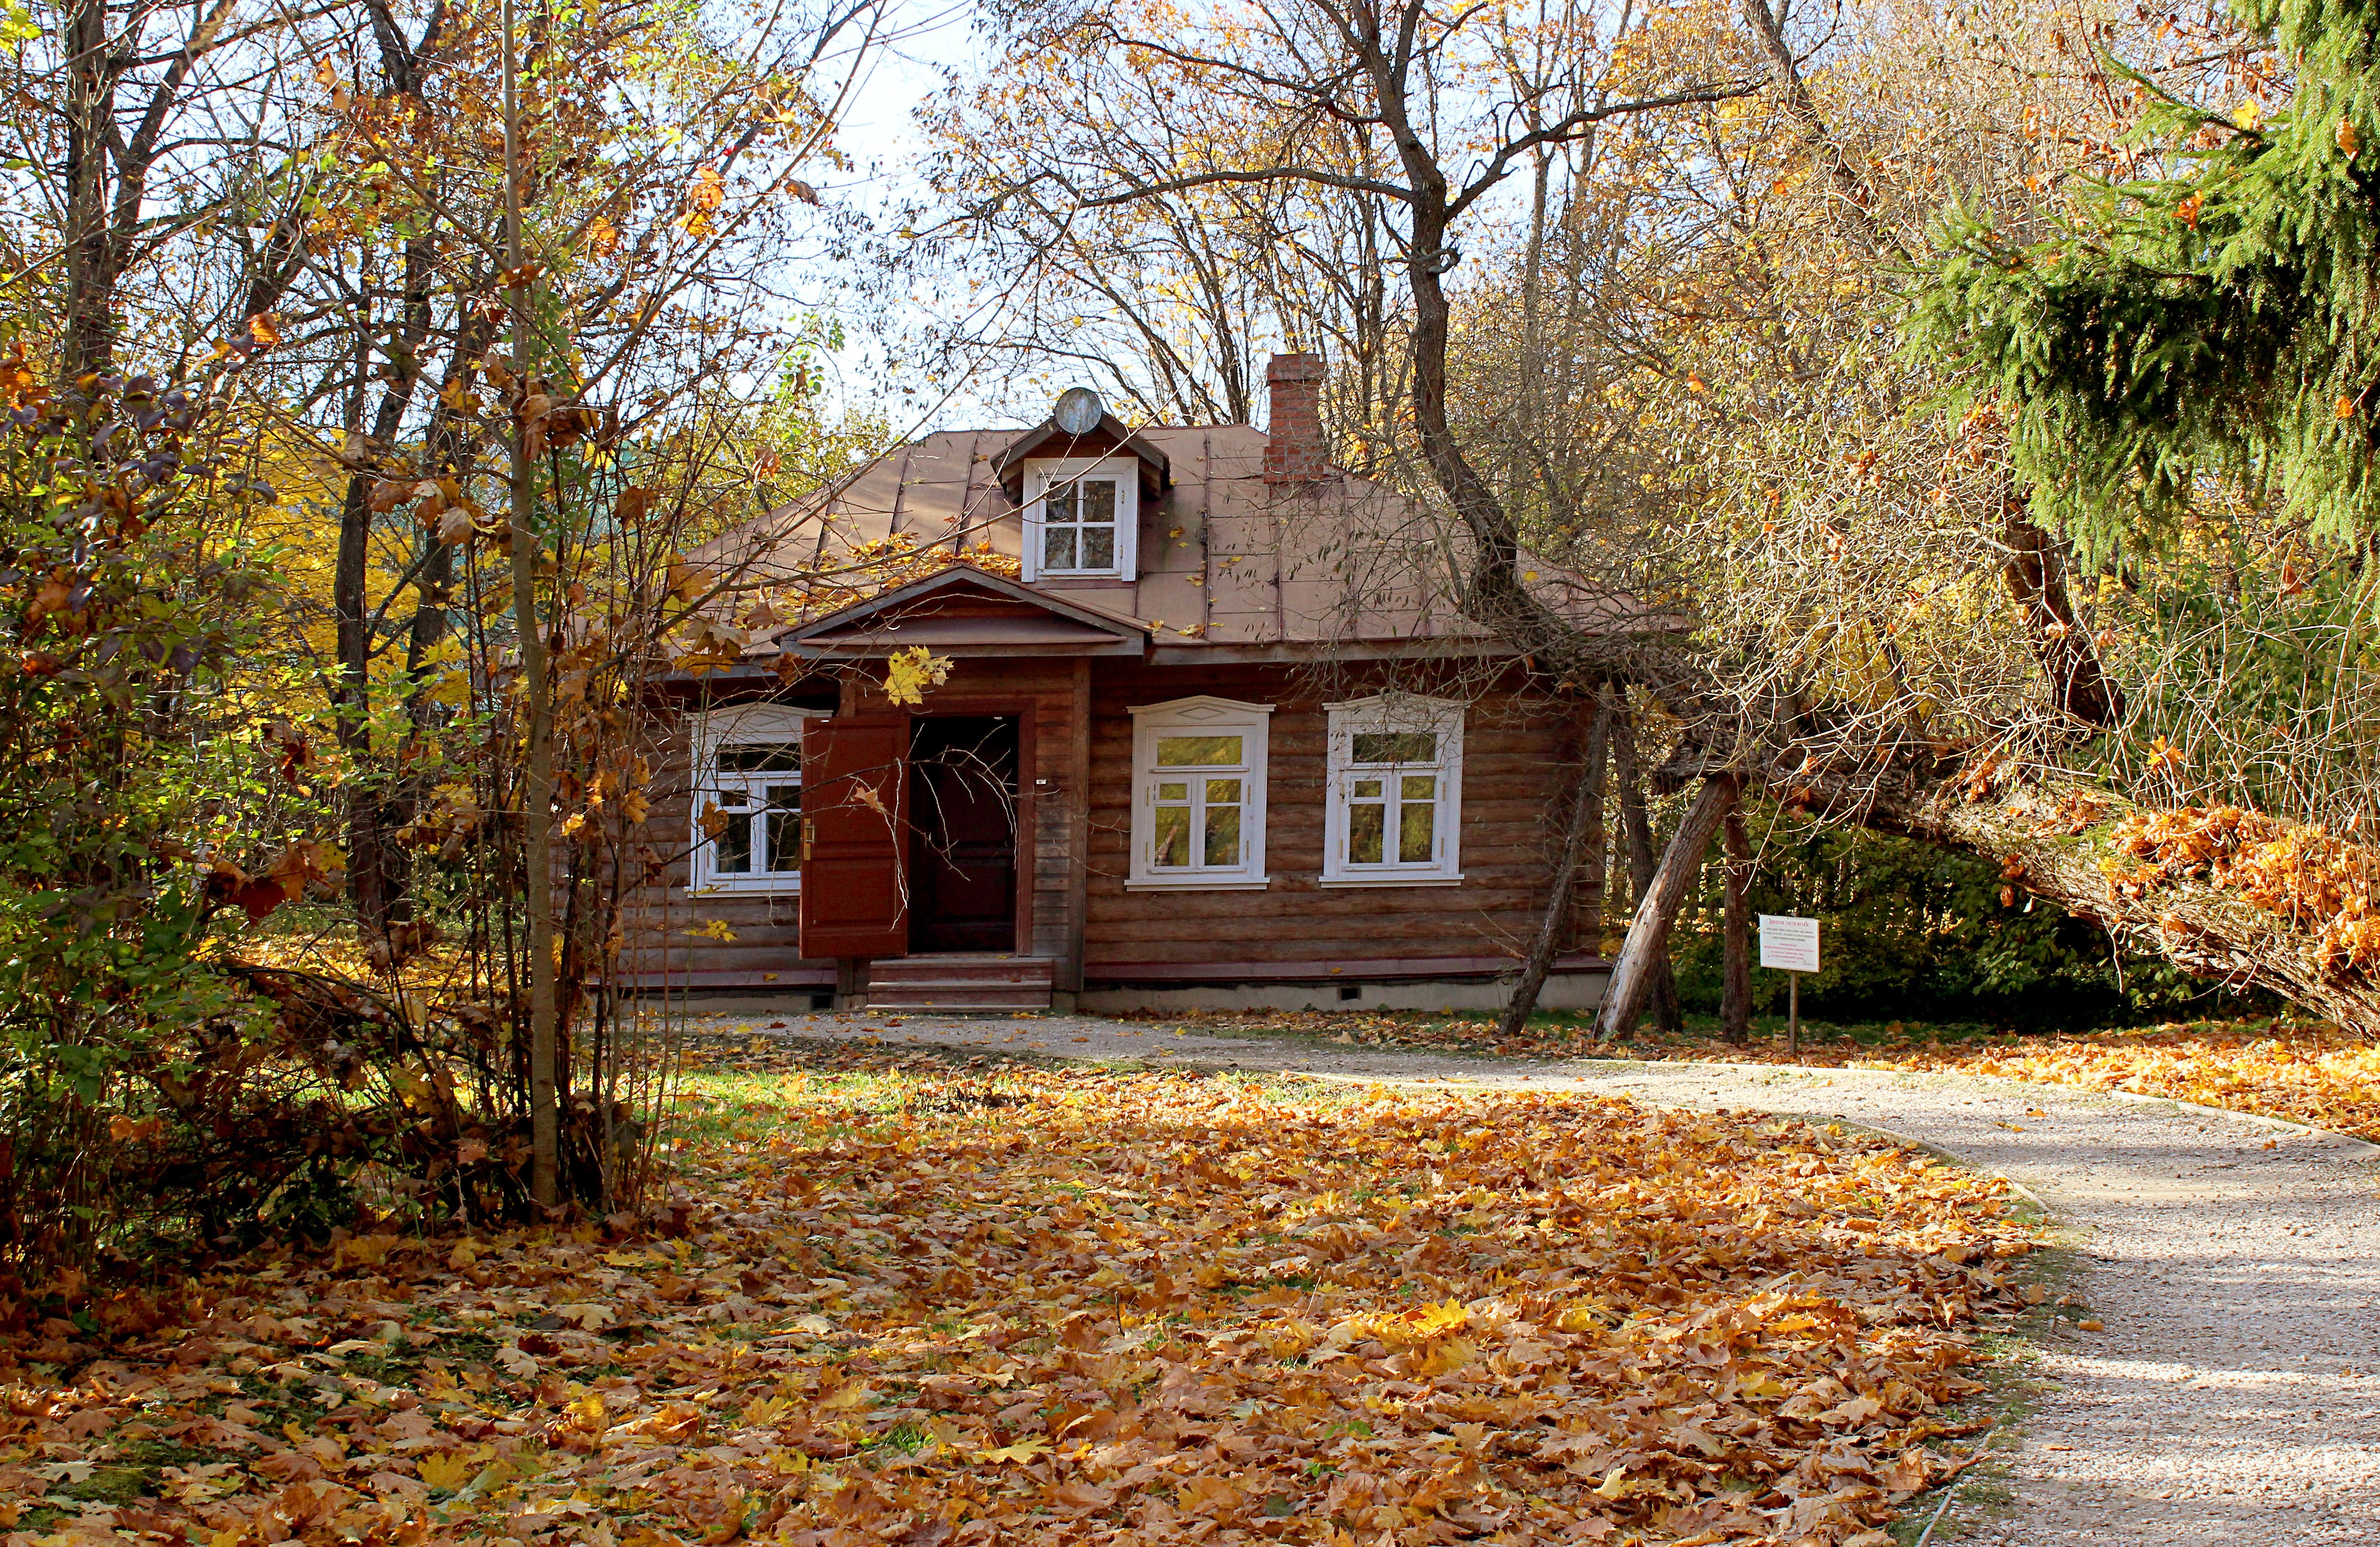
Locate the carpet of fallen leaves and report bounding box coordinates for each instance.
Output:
[1815,1022,2380,1142]
[0,1047,2040,1547]
[1162,1010,2380,1144]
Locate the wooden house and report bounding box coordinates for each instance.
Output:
[626,355,1646,1013]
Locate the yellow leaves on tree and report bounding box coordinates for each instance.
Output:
[881,644,951,707]
[680,166,726,237]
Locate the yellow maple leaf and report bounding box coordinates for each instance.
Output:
[882,644,952,706]
[1411,1298,1469,1336]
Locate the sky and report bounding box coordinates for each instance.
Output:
[809,1,1014,435]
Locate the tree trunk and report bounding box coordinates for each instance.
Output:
[1613,704,1682,1034]
[1597,776,1739,1042]
[1879,775,2380,1036]
[2002,505,2125,726]
[1502,691,1612,1034]
[502,0,562,1211]
[60,0,120,381]
[1721,806,1752,1043]
[330,228,436,949]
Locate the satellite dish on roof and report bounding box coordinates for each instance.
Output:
[1052,386,1104,435]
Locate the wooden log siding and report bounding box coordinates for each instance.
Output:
[622,662,1091,987]
[624,660,1603,991]
[615,713,829,989]
[1082,664,1589,976]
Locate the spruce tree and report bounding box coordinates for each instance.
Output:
[1911,0,2380,551]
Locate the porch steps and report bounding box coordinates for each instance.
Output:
[865,954,1055,1012]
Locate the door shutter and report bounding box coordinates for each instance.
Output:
[800,715,910,958]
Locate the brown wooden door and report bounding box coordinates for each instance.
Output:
[909,717,1019,953]
[800,715,909,958]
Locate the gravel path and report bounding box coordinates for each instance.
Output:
[699,1008,2380,1545]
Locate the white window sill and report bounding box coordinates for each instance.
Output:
[687,881,803,896]
[1318,873,1464,889]
[1124,875,1274,891]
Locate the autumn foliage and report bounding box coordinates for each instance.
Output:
[2104,805,2380,976]
[0,1053,2036,1546]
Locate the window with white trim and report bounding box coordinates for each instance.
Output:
[689,705,821,892]
[1126,696,1272,889]
[1023,458,1138,580]
[1321,695,1464,886]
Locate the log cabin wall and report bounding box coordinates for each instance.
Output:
[1081,661,1594,991]
[623,658,1606,1009]
[615,694,833,996]
[621,660,1091,993]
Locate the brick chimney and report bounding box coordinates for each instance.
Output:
[1262,352,1327,483]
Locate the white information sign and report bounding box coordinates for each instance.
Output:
[1758,914,1821,974]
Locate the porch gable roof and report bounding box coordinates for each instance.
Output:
[772,562,1151,659]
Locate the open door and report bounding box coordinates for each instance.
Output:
[800,714,909,958]
[909,716,1020,953]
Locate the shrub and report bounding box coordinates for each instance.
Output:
[0,361,433,1319]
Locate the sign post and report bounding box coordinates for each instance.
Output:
[1757,914,1821,1056]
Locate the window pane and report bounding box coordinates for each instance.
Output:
[717,742,800,772]
[1045,484,1075,522]
[1080,479,1116,526]
[1352,778,1383,799]
[1399,797,1436,864]
[1156,734,1242,766]
[1401,774,1436,802]
[764,784,802,871]
[715,807,753,873]
[1043,525,1077,571]
[1153,804,1190,868]
[1352,731,1436,764]
[1347,800,1384,865]
[1204,778,1241,805]
[1203,802,1240,867]
[1157,780,1188,801]
[1081,525,1115,569]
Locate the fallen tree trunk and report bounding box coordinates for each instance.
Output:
[1596,775,1738,1041]
[1656,742,2380,1038]
[1905,777,2379,1037]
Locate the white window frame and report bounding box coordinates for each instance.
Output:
[688,704,824,893]
[1125,696,1273,890]
[1320,694,1465,887]
[1021,457,1138,581]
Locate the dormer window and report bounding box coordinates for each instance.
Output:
[1022,458,1138,580]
